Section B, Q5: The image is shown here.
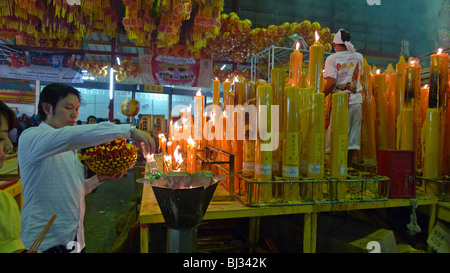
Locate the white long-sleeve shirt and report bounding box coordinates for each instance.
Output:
[18,121,132,252]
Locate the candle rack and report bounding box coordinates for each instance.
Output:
[197,145,235,201]
[250,45,331,82]
[234,169,390,207]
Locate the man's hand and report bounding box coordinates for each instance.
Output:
[97,172,126,183]
[130,128,156,155]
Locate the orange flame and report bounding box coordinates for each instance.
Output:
[187,136,195,147]
[174,145,183,166]
[164,154,172,162]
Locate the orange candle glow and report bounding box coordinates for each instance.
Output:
[213,78,220,106]
[308,31,325,93]
[385,64,398,148]
[429,48,449,108]
[194,89,205,148]
[372,69,391,150]
[187,136,197,174]
[288,42,303,87]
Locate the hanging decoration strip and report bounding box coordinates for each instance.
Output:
[0,0,118,41]
[0,1,335,82]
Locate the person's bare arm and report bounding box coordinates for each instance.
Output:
[323,77,337,97]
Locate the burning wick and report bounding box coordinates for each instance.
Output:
[295,41,300,51]
[315,30,319,42]
[376,69,381,75]
[437,48,443,55]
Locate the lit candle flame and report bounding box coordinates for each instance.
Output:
[187,105,192,113]
[315,31,319,42]
[437,48,443,55]
[196,88,202,96]
[174,145,183,167]
[424,84,429,88]
[222,110,227,118]
[170,120,173,125]
[376,69,381,74]
[164,154,172,162]
[295,41,300,51]
[187,136,195,147]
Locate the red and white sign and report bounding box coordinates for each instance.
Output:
[138,54,212,88]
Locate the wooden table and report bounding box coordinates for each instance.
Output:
[437,202,450,223]
[139,182,439,253]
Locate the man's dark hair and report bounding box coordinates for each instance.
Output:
[0,100,17,132]
[37,83,81,121]
[87,115,97,123]
[339,29,351,43]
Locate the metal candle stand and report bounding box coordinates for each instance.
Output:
[197,145,235,200]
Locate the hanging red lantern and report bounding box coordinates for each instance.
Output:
[121,99,140,117]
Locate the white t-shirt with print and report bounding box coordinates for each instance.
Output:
[324,51,364,105]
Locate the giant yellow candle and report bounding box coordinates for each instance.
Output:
[429,49,449,175]
[234,81,244,192]
[404,58,421,169]
[372,70,391,150]
[283,85,300,201]
[221,111,231,161]
[169,120,173,141]
[330,92,349,180]
[287,42,303,87]
[396,109,414,150]
[308,31,325,93]
[223,80,231,110]
[298,87,313,176]
[422,108,440,178]
[242,81,257,181]
[213,78,220,106]
[360,59,377,164]
[255,84,273,203]
[415,85,429,171]
[429,48,449,109]
[396,56,407,115]
[329,93,348,201]
[271,68,286,177]
[385,64,397,149]
[306,92,325,201]
[194,89,205,149]
[404,58,421,106]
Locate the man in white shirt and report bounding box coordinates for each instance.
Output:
[323,29,364,167]
[18,83,155,253]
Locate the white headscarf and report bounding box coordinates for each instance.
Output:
[333,29,355,53]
